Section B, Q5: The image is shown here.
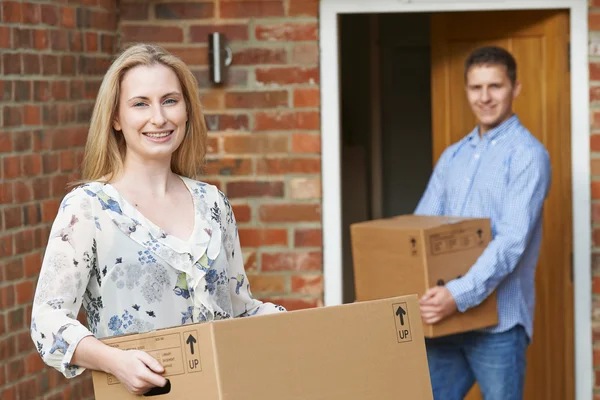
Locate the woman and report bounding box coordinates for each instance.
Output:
[30,43,285,395]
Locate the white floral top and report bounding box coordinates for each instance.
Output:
[30,177,285,378]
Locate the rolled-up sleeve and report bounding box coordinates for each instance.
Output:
[30,188,96,378]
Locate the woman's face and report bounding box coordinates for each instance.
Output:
[113,63,188,163]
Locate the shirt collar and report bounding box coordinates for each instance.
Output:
[467,114,520,146]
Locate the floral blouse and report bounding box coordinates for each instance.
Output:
[30,176,285,378]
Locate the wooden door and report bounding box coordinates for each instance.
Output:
[430,10,573,400]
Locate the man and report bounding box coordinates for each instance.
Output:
[415,46,551,400]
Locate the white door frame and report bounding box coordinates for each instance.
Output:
[319,0,592,398]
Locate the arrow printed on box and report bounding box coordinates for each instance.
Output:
[396,305,406,326]
[186,334,197,355]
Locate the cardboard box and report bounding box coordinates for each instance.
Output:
[92,295,433,400]
[351,215,498,338]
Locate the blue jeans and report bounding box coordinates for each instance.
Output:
[425,325,529,400]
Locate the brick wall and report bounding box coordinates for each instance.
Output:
[119,0,324,311]
[0,0,118,398]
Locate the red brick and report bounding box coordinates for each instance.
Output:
[21,153,41,175]
[33,29,48,50]
[14,229,35,254]
[263,297,321,311]
[120,2,149,20]
[223,134,288,154]
[59,151,76,172]
[256,157,320,174]
[13,181,32,203]
[295,228,322,247]
[6,359,24,382]
[233,47,287,65]
[15,280,34,305]
[239,228,288,247]
[259,203,321,222]
[41,4,59,25]
[0,182,14,205]
[227,181,284,198]
[225,90,288,109]
[155,2,214,19]
[101,33,116,53]
[594,181,600,200]
[84,80,101,99]
[591,12,600,31]
[85,32,98,52]
[262,251,322,272]
[2,1,22,23]
[7,308,25,331]
[255,111,319,131]
[205,114,249,131]
[256,67,319,85]
[0,27,9,48]
[23,105,41,126]
[42,199,60,222]
[247,274,286,293]
[293,88,320,107]
[3,53,21,75]
[206,136,219,153]
[22,2,41,24]
[50,29,69,51]
[121,26,183,43]
[5,259,23,280]
[164,46,208,66]
[0,132,12,152]
[200,91,224,110]
[593,135,600,152]
[594,277,600,295]
[232,204,251,223]
[203,158,253,175]
[291,274,323,295]
[220,1,284,18]
[3,155,22,179]
[17,377,39,399]
[24,251,42,278]
[592,86,600,103]
[61,6,76,28]
[593,63,600,83]
[13,131,32,152]
[0,285,15,308]
[42,153,59,173]
[42,54,59,75]
[292,133,321,153]
[288,0,318,16]
[189,24,248,43]
[13,27,33,49]
[592,159,600,176]
[4,206,22,230]
[293,43,319,64]
[33,177,51,201]
[256,22,318,41]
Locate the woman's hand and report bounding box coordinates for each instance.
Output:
[108,348,168,395]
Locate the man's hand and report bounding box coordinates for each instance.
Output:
[419,286,458,325]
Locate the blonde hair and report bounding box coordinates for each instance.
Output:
[80,43,207,182]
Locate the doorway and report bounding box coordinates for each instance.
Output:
[337,9,574,400]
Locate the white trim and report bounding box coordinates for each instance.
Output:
[319,1,592,400]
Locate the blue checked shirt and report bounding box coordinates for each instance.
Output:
[415,115,551,339]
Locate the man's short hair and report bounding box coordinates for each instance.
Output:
[464,46,517,85]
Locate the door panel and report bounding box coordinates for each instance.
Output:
[430,10,573,400]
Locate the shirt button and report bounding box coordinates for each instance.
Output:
[491,140,497,145]
[465,178,471,183]
[474,153,480,159]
